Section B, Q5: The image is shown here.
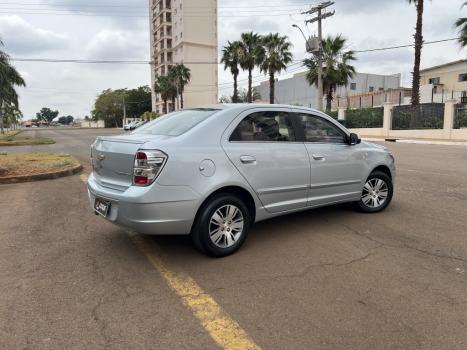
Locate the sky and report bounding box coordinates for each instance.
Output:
[0,0,465,119]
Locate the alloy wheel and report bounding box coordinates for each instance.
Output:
[209,205,244,248]
[361,178,389,208]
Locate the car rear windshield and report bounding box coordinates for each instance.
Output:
[133,109,219,136]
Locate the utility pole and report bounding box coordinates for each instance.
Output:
[302,1,335,111]
[123,95,127,127]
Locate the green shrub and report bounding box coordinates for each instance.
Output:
[344,107,383,128]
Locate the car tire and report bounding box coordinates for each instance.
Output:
[191,194,250,257]
[353,171,393,213]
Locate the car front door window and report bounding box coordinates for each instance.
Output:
[296,113,346,144]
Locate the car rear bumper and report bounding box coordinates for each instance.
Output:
[87,173,200,235]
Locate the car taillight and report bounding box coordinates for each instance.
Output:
[133,150,167,186]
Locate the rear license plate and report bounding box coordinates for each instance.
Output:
[94,198,110,217]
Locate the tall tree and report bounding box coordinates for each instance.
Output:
[0,40,25,134]
[36,107,59,123]
[238,32,265,103]
[154,75,176,114]
[456,2,467,47]
[303,35,356,112]
[92,89,126,128]
[407,0,427,107]
[125,86,152,118]
[221,41,242,103]
[169,64,191,109]
[260,33,293,104]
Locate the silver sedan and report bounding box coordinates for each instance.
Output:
[88,104,395,257]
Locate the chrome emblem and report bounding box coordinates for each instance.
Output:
[96,154,105,161]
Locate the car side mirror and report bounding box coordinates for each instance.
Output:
[348,133,361,145]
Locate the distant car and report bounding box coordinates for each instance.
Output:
[123,121,136,131]
[88,104,395,257]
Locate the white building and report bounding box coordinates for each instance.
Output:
[253,71,401,108]
[149,0,218,114]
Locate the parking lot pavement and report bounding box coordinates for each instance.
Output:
[1,129,467,349]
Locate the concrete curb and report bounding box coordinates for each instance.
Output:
[363,137,467,147]
[0,164,83,185]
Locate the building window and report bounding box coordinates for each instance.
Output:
[369,86,374,92]
[350,82,357,90]
[458,74,467,82]
[429,77,440,84]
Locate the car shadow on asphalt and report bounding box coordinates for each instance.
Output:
[143,203,357,261]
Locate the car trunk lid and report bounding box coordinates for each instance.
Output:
[91,134,155,191]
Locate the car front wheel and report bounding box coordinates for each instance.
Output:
[353,171,393,213]
[192,194,250,257]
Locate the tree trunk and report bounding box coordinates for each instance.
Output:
[411,0,423,108]
[233,73,238,103]
[0,101,4,134]
[248,67,253,103]
[163,99,168,114]
[269,71,275,104]
[326,87,333,113]
[171,96,176,112]
[180,88,184,109]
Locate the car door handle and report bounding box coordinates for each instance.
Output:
[240,155,256,164]
[312,154,325,161]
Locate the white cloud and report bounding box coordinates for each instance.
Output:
[0,15,68,54]
[86,29,148,60]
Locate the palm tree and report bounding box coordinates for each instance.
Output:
[154,75,176,115]
[168,63,191,109]
[238,32,265,103]
[0,40,26,134]
[221,41,242,103]
[303,35,355,112]
[260,33,293,104]
[456,2,467,47]
[407,0,428,107]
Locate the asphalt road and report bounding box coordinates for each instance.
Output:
[1,129,467,349]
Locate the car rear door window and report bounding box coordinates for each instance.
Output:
[230,111,296,142]
[295,113,346,143]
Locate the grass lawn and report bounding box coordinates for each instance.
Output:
[0,130,55,146]
[0,153,80,178]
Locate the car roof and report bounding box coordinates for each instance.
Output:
[191,104,323,114]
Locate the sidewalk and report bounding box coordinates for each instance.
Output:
[362,136,467,147]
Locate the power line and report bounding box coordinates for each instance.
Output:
[10,36,460,65]
[0,1,313,8]
[0,10,305,18]
[353,37,459,53]
[10,36,460,66]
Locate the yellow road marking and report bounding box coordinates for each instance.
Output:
[80,173,260,349]
[131,234,261,350]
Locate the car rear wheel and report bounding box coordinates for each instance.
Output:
[191,194,250,257]
[353,171,393,213]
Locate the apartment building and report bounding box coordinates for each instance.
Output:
[149,0,218,114]
[420,59,467,92]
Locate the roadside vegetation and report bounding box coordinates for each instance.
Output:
[0,39,26,134]
[0,130,55,146]
[0,152,79,178]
